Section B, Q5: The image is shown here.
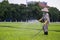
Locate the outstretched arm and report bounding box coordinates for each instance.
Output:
[44,20,48,25]
[38,17,43,22]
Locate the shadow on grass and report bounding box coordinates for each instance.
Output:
[49,30,60,32]
[0,25,40,30]
[0,25,60,32]
[18,27,41,30]
[0,25,14,28]
[0,25,12,27]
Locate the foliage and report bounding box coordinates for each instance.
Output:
[0,1,60,22]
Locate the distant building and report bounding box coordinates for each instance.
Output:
[27,1,38,5]
[4,0,8,1]
[38,2,49,8]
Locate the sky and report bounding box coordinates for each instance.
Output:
[0,0,60,11]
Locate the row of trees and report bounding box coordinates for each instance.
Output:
[0,0,60,22]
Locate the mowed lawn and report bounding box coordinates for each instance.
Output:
[0,22,60,40]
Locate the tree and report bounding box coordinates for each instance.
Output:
[0,1,60,22]
[49,7,60,22]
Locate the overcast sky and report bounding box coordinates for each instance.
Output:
[0,0,60,10]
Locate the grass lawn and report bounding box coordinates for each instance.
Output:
[0,22,60,40]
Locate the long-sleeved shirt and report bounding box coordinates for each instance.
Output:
[41,7,50,23]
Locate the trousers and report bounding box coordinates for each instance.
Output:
[43,23,49,32]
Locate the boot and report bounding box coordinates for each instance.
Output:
[44,32,48,35]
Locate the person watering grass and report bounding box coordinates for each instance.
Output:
[38,2,50,35]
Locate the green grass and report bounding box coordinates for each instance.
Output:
[0,22,60,40]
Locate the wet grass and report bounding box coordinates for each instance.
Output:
[0,22,60,40]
